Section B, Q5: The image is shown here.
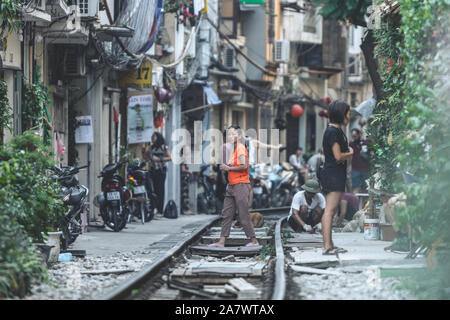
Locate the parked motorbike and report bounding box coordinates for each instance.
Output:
[95,161,131,232]
[50,165,89,251]
[126,160,155,224]
[197,165,221,215]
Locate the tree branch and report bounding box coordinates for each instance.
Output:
[361,29,385,101]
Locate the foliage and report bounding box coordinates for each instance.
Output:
[260,245,274,259]
[0,190,48,299]
[312,0,372,27]
[164,0,200,27]
[0,79,12,134]
[369,0,450,299]
[0,0,21,38]
[0,131,65,242]
[22,77,51,133]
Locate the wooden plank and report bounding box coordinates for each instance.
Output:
[170,262,266,279]
[210,227,269,233]
[190,245,262,257]
[208,231,268,237]
[284,243,323,248]
[229,278,257,292]
[81,269,135,275]
[201,236,272,246]
[290,265,340,276]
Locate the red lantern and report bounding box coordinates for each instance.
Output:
[154,113,164,128]
[290,104,304,118]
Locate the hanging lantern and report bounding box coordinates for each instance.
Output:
[155,87,174,104]
[290,104,304,118]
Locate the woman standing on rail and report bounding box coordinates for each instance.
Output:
[319,101,354,255]
[209,126,259,248]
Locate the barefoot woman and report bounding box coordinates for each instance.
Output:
[320,101,354,255]
[210,126,259,248]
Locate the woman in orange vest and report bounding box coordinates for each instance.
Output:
[209,126,259,247]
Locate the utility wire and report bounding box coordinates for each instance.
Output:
[206,16,336,78]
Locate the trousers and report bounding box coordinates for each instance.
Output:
[220,183,256,239]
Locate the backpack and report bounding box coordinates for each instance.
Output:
[164,200,178,219]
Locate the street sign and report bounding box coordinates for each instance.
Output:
[119,60,152,89]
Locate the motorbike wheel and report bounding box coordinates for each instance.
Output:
[197,193,209,214]
[107,207,126,232]
[139,202,145,225]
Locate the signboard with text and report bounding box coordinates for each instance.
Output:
[127,93,154,144]
[119,60,152,89]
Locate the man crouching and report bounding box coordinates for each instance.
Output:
[287,180,325,233]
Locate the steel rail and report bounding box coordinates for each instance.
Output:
[250,206,290,214]
[98,217,220,300]
[272,216,287,300]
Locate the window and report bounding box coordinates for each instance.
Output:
[350,92,358,108]
[348,54,361,76]
[297,44,323,67]
[304,3,317,34]
[220,0,238,38]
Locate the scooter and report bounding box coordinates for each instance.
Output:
[126,160,155,224]
[50,165,89,251]
[95,161,131,232]
[197,165,221,214]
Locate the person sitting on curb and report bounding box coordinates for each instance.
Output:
[334,192,360,227]
[287,180,325,233]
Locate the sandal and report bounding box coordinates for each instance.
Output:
[322,247,338,256]
[245,243,260,247]
[332,246,348,254]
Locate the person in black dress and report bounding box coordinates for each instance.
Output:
[149,132,172,217]
[320,101,354,255]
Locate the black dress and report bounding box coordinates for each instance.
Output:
[320,125,349,194]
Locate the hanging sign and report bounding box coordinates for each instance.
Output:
[75,116,94,144]
[119,60,152,89]
[127,93,154,144]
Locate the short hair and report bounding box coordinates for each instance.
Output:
[297,147,303,151]
[328,100,350,124]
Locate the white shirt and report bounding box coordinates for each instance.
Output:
[307,153,325,170]
[288,191,326,218]
[289,154,305,170]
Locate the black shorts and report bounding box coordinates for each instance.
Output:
[319,166,346,194]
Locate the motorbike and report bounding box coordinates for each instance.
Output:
[94,161,131,232]
[197,165,221,215]
[126,160,155,224]
[50,165,89,251]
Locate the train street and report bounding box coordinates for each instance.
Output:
[1,0,449,310]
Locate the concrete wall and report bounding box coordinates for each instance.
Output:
[242,7,266,81]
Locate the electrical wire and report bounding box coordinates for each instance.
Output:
[206,16,336,78]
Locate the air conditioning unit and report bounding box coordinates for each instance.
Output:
[274,40,290,63]
[64,47,86,76]
[223,46,236,69]
[71,0,99,18]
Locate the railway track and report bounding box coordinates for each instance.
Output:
[98,208,290,300]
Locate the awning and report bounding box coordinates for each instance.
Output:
[182,80,222,115]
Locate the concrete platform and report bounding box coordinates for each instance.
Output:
[71,215,218,257]
[289,232,426,268]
